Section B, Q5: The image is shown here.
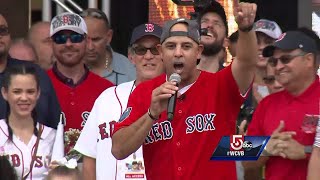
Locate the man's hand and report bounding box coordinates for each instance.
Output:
[238,119,247,135]
[277,139,306,160]
[233,0,257,31]
[149,81,178,117]
[264,121,296,156]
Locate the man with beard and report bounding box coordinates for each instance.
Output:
[197,0,229,73]
[47,12,113,153]
[0,14,61,129]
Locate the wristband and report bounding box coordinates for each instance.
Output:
[304,146,312,154]
[148,108,160,121]
[262,145,272,156]
[239,25,254,32]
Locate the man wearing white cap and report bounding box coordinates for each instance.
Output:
[252,19,282,104]
[47,12,114,154]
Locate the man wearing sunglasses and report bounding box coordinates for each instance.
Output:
[0,14,61,130]
[263,62,284,94]
[80,8,136,85]
[243,30,320,180]
[47,12,114,153]
[74,22,163,180]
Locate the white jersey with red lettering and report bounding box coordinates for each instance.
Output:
[0,120,63,180]
[74,81,146,180]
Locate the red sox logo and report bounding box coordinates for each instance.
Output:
[145,23,154,32]
[63,15,70,24]
[145,113,216,144]
[6,154,50,168]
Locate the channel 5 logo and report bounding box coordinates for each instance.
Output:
[211,135,270,161]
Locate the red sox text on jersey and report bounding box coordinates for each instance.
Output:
[5,154,51,168]
[98,121,116,140]
[145,112,216,144]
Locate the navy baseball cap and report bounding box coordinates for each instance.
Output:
[130,23,162,45]
[160,18,200,44]
[197,0,228,35]
[263,31,318,57]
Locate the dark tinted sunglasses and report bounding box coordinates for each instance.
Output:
[133,46,159,56]
[268,52,306,67]
[52,34,85,44]
[0,26,9,36]
[263,76,276,84]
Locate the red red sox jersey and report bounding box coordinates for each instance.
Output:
[47,69,113,152]
[113,66,247,180]
[247,76,320,180]
[0,120,63,180]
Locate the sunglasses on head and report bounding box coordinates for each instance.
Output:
[0,26,9,36]
[268,52,306,67]
[263,76,276,84]
[52,33,85,44]
[133,46,159,56]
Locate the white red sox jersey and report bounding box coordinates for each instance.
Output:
[0,120,63,180]
[75,81,146,180]
[113,66,247,180]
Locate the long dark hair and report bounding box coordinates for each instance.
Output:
[2,64,40,141]
[0,156,18,180]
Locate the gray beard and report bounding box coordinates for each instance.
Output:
[202,42,223,56]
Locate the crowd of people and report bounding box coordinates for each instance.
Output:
[0,0,319,180]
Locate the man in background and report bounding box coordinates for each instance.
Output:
[197,0,229,73]
[9,38,38,63]
[75,22,163,180]
[28,21,55,70]
[47,12,113,153]
[80,8,136,85]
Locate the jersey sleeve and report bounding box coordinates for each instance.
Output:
[217,65,249,124]
[314,119,320,147]
[51,121,65,161]
[74,91,104,158]
[112,83,152,136]
[219,65,251,101]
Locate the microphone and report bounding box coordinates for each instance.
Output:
[200,28,209,36]
[167,73,181,121]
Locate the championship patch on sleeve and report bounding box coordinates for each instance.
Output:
[118,107,132,122]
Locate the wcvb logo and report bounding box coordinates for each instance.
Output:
[230,135,253,151]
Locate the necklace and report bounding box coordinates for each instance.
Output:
[105,56,109,69]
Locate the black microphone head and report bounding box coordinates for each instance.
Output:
[169,73,181,84]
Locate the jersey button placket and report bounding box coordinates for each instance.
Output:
[177,166,183,176]
[70,90,75,106]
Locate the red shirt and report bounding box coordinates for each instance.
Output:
[247,76,320,180]
[47,69,113,131]
[114,66,245,180]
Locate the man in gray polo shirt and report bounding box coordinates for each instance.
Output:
[80,8,136,85]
